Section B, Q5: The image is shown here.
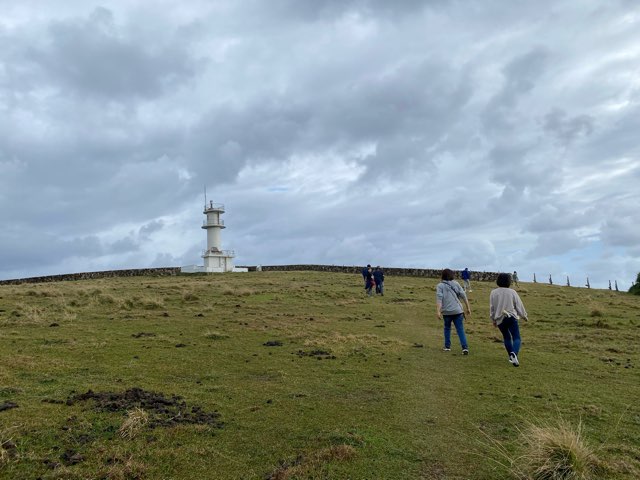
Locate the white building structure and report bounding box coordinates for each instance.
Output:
[181,199,247,274]
[201,201,235,272]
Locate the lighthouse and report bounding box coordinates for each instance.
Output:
[202,201,235,272]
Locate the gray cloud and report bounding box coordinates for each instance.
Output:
[21,7,199,100]
[542,109,594,146]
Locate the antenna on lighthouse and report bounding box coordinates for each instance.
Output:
[204,185,207,208]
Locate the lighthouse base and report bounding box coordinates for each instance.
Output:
[203,253,235,273]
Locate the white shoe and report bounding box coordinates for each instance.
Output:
[509,352,519,367]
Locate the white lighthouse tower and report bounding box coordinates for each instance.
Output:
[202,201,235,272]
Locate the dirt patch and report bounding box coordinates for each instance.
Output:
[66,387,223,429]
[1,440,18,460]
[294,349,336,360]
[263,340,283,347]
[0,401,18,412]
[131,332,156,338]
[60,449,85,466]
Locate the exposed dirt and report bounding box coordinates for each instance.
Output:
[131,332,156,338]
[1,440,18,459]
[60,449,85,466]
[0,401,18,412]
[263,340,283,347]
[66,387,224,429]
[294,349,336,360]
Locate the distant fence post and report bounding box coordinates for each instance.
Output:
[615,280,619,292]
[549,274,553,285]
[608,280,612,290]
[566,276,570,287]
[533,273,537,283]
[586,277,591,289]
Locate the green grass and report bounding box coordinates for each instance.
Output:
[0,272,639,479]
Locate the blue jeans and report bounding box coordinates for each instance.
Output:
[443,314,468,349]
[498,316,521,354]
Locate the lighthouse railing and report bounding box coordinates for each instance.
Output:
[204,202,225,211]
[202,220,225,227]
[202,248,236,257]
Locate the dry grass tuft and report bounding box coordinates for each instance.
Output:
[204,330,230,340]
[0,428,19,466]
[182,292,199,302]
[589,307,604,318]
[267,444,357,479]
[99,452,147,480]
[516,419,602,480]
[118,408,149,439]
[317,444,357,462]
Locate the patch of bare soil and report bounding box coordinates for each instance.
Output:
[294,349,336,360]
[131,332,156,338]
[66,387,223,429]
[0,401,18,412]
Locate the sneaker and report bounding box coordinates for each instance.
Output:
[509,352,519,367]
[442,347,451,352]
[462,349,469,355]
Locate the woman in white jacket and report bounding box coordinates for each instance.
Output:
[490,273,528,367]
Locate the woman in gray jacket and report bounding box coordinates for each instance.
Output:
[490,273,528,367]
[436,268,472,354]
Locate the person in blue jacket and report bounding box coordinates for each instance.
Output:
[461,267,472,292]
[373,266,385,295]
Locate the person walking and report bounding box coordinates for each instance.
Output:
[436,268,471,354]
[512,271,519,287]
[490,273,528,367]
[461,267,472,292]
[361,264,371,286]
[364,266,374,297]
[373,266,385,295]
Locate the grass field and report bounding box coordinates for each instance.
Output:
[0,271,639,479]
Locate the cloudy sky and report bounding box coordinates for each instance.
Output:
[1,0,639,289]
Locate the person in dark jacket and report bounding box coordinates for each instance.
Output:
[461,267,472,292]
[364,266,374,296]
[373,266,385,295]
[361,264,371,286]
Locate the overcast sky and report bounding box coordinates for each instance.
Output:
[1,0,639,289]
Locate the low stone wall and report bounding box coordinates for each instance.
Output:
[239,264,498,281]
[0,267,181,286]
[1,264,498,286]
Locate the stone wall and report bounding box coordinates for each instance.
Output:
[1,264,498,286]
[0,267,181,286]
[239,264,499,281]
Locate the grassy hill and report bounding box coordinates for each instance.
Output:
[1,271,639,479]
